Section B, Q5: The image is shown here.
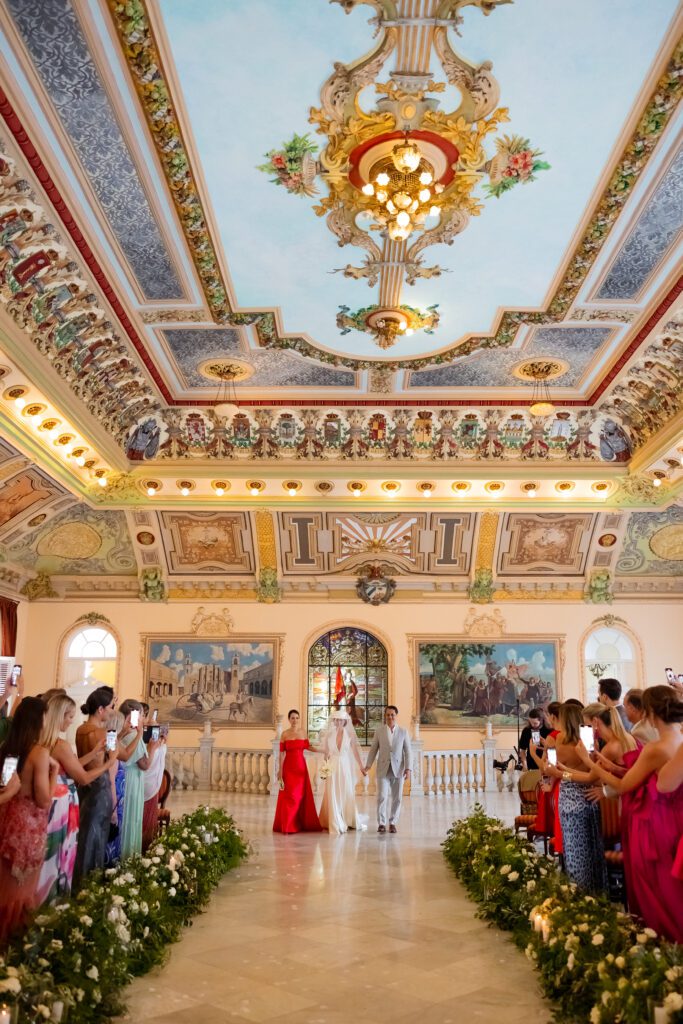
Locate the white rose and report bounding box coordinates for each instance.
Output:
[590,1008,601,1024]
[115,924,130,944]
[500,865,511,875]
[507,871,519,882]
[526,880,536,891]
[111,895,125,907]
[567,953,575,970]
[0,977,21,994]
[643,928,658,939]
[665,993,683,1013]
[37,1005,51,1019]
[171,871,179,884]
[168,887,176,897]
[80,915,93,927]
[615,956,625,969]
[592,934,604,946]
[86,966,99,981]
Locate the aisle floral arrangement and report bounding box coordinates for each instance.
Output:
[0,806,247,1023]
[443,807,683,1024]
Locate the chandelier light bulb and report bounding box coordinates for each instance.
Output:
[430,206,440,217]
[419,171,433,186]
[434,183,444,193]
[375,188,388,204]
[396,210,410,228]
[529,401,554,417]
[405,328,414,336]
[394,192,412,210]
[418,188,431,203]
[375,171,390,187]
[388,221,409,241]
[361,182,374,196]
[392,141,421,174]
[386,200,397,214]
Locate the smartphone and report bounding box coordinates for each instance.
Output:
[1,755,18,787]
[130,709,140,728]
[665,667,675,684]
[10,664,21,686]
[531,730,541,746]
[105,730,117,752]
[579,725,595,752]
[151,726,160,742]
[547,749,557,767]
[152,709,158,723]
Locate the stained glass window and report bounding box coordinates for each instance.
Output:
[307,627,388,746]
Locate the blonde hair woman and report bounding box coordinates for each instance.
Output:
[36,693,112,903]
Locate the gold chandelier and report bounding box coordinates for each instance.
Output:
[360,137,444,241]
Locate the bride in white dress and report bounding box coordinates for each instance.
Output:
[317,710,368,835]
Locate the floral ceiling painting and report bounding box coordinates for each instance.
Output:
[7,506,137,576]
[616,505,683,577]
[159,0,678,360]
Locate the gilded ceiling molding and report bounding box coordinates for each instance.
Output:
[107,4,682,370]
[492,589,585,602]
[474,511,500,571]
[0,143,160,443]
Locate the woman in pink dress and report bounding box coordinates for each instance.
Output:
[656,723,683,880]
[0,697,58,944]
[575,686,683,942]
[273,710,322,834]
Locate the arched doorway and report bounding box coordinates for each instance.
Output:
[307,626,388,745]
[582,623,641,704]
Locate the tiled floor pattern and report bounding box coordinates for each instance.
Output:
[119,790,551,1023]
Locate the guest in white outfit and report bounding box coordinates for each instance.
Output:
[365,706,412,834]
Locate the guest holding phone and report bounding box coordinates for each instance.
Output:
[518,708,551,770]
[545,702,607,892]
[573,686,683,942]
[141,723,167,851]
[36,693,112,904]
[105,705,146,864]
[118,700,160,860]
[0,697,58,942]
[74,687,117,887]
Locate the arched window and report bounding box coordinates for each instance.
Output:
[583,625,640,704]
[62,625,118,692]
[308,627,388,745]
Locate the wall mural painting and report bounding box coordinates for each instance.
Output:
[143,636,278,729]
[417,638,560,729]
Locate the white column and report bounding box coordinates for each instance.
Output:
[411,739,424,797]
[482,736,498,791]
[198,720,214,789]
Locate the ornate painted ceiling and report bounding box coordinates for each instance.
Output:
[0,0,680,599]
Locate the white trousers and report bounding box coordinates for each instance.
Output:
[377,769,403,826]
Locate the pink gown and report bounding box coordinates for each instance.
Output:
[624,757,683,943]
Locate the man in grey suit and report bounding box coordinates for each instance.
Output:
[365,705,412,834]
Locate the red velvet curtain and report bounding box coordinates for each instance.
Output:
[0,598,18,657]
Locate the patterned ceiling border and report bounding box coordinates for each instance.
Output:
[107,3,682,370]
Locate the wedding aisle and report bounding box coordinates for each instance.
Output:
[119,791,551,1024]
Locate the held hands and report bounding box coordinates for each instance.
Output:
[403,768,411,779]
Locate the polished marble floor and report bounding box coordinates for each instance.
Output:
[119,790,551,1023]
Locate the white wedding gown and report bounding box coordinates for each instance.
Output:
[317,722,368,836]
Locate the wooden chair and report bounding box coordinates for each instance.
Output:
[599,795,625,903]
[157,768,171,832]
[514,769,542,845]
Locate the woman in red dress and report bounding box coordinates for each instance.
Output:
[273,710,322,834]
[656,715,683,881]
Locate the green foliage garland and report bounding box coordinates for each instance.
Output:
[0,806,248,1023]
[443,806,683,1024]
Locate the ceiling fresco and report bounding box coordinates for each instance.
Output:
[0,0,680,536]
[157,0,679,361]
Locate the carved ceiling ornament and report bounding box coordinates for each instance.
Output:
[190,606,234,636]
[462,605,506,638]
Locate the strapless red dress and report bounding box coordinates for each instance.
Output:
[273,739,322,834]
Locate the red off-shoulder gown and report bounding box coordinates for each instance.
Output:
[273,739,322,834]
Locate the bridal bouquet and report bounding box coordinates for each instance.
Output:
[319,760,334,781]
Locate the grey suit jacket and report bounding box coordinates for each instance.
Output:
[366,725,412,778]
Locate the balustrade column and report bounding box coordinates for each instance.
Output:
[411,739,424,797]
